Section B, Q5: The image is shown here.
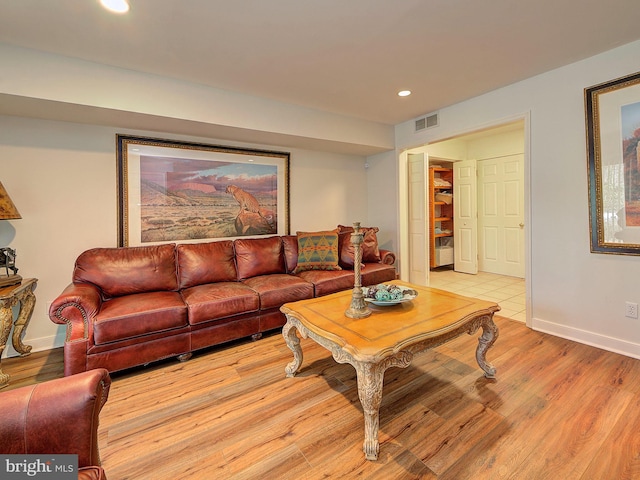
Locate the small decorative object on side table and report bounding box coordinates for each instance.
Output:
[0,181,23,288]
[345,222,371,319]
[0,278,37,388]
[0,247,21,287]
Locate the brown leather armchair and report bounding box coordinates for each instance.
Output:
[0,369,111,480]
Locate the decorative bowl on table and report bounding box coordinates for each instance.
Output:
[362,284,418,306]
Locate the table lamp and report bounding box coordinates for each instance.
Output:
[0,182,22,287]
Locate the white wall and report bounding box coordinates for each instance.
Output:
[389,39,640,358]
[425,139,468,160]
[365,150,398,253]
[0,115,369,356]
[0,44,394,156]
[466,129,525,160]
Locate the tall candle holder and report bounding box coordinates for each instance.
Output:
[345,222,371,319]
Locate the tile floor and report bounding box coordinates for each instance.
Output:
[428,268,527,322]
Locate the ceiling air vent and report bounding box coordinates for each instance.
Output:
[415,112,439,132]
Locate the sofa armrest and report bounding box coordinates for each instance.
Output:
[0,369,111,470]
[379,249,395,265]
[78,466,107,480]
[49,283,102,342]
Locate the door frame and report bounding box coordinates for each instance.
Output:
[398,113,532,326]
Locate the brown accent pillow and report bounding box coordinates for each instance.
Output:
[337,225,381,268]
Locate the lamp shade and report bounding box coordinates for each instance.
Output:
[0,182,21,220]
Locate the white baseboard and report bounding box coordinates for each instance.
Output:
[531,317,640,360]
[1,332,65,359]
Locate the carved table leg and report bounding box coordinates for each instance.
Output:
[354,361,386,461]
[0,305,13,388]
[282,317,304,377]
[11,287,35,356]
[476,315,499,378]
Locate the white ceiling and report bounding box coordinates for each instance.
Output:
[1,0,640,126]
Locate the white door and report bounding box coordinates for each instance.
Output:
[454,159,478,274]
[407,153,429,285]
[478,154,525,277]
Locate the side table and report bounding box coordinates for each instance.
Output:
[0,278,37,388]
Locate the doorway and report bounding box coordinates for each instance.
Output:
[402,119,529,320]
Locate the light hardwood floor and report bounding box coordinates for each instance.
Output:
[2,316,640,479]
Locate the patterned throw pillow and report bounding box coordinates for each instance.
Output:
[295,229,342,273]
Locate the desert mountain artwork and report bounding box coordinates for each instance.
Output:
[139,155,278,242]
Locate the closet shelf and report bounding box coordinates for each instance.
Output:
[429,165,454,269]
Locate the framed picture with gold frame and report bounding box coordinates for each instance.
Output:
[116,135,290,247]
[585,71,640,255]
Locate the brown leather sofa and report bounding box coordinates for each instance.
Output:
[50,233,396,376]
[0,369,111,480]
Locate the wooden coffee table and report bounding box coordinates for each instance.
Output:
[280,281,500,461]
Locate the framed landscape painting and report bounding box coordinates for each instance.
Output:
[117,135,290,247]
[585,71,640,255]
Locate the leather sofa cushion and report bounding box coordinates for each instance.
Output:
[74,243,178,298]
[181,282,260,324]
[242,274,313,309]
[177,240,237,289]
[93,291,187,344]
[282,235,298,273]
[360,263,397,286]
[234,236,285,281]
[296,269,355,297]
[297,263,396,297]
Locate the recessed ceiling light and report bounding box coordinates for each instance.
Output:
[100,0,130,14]
[398,90,412,97]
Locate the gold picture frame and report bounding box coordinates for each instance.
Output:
[585,71,640,255]
[116,135,290,247]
